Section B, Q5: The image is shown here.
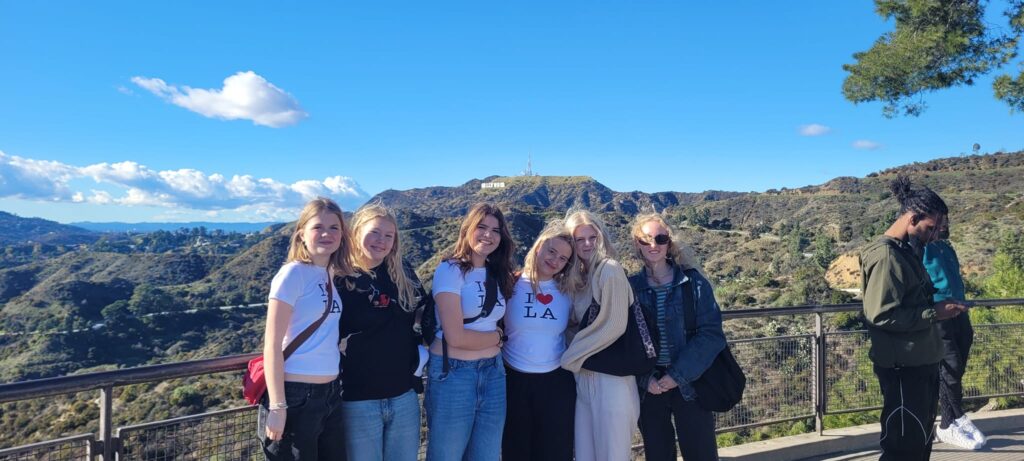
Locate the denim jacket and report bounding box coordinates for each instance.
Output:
[629,264,726,401]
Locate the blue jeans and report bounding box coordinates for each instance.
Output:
[425,354,506,461]
[340,389,421,461]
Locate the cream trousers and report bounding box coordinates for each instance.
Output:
[573,369,641,461]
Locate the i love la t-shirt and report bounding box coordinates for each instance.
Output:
[502,276,572,372]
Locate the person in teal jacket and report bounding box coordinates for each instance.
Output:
[924,218,986,450]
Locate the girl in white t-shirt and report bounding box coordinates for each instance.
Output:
[260,197,354,461]
[425,202,517,461]
[501,221,579,461]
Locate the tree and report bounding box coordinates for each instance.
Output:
[843,0,1024,117]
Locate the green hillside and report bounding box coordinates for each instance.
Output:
[1,151,1023,445]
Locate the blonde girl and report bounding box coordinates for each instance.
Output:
[261,197,353,461]
[560,209,640,461]
[336,203,428,461]
[501,220,579,461]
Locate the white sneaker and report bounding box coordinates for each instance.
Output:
[936,423,983,450]
[955,415,987,446]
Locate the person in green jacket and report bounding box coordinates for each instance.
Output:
[860,176,968,461]
[925,217,986,450]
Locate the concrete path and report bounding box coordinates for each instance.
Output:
[806,426,1024,460]
[718,409,1024,461]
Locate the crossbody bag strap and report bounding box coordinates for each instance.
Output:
[442,269,499,373]
[283,271,335,361]
[462,270,499,324]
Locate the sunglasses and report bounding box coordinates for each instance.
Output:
[637,234,671,246]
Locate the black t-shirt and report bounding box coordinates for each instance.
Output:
[337,259,426,401]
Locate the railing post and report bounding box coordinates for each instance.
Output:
[99,385,114,460]
[814,312,825,435]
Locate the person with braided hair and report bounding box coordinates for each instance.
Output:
[860,176,969,461]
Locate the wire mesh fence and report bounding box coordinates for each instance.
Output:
[717,335,815,431]
[823,330,881,413]
[963,323,1024,400]
[0,434,93,461]
[117,407,260,461]
[3,301,1024,459]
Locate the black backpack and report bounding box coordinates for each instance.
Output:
[420,266,499,374]
[680,269,746,412]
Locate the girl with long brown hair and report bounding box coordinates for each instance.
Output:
[425,202,516,461]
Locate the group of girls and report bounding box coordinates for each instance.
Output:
[259,197,727,461]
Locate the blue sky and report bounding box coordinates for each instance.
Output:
[2,1,1022,223]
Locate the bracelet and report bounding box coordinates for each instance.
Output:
[267,402,288,410]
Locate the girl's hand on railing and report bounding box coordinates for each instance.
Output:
[265,408,286,440]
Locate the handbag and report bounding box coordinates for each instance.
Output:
[680,269,746,412]
[578,271,657,377]
[242,273,335,405]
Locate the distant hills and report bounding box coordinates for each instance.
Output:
[0,211,96,245]
[70,221,280,233]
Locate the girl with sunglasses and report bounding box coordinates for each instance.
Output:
[629,213,726,461]
[501,220,580,461]
[425,202,516,461]
[560,209,639,461]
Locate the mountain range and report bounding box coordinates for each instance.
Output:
[1,150,1023,445]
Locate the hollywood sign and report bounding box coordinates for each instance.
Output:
[481,182,506,189]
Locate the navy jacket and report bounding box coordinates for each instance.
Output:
[629,264,726,400]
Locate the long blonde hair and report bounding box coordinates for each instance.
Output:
[564,208,617,294]
[630,212,701,272]
[346,203,421,312]
[522,219,579,296]
[286,197,354,276]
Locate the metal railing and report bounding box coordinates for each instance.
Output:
[1,299,1022,460]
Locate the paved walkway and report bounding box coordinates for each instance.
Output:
[719,409,1024,461]
[805,427,1024,461]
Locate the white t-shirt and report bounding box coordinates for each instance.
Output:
[502,276,572,373]
[431,260,507,340]
[269,262,342,376]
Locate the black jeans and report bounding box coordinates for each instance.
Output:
[937,314,974,428]
[259,380,347,461]
[874,363,939,461]
[638,389,718,461]
[501,366,576,461]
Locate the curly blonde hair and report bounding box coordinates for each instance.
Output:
[630,212,701,272]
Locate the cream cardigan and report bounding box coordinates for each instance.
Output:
[560,258,633,373]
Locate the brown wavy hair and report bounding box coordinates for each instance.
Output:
[445,202,516,300]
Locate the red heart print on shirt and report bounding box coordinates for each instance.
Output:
[536,293,553,305]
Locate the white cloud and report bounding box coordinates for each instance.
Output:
[0,151,369,215]
[853,139,883,150]
[0,151,78,200]
[132,71,308,128]
[799,124,831,136]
